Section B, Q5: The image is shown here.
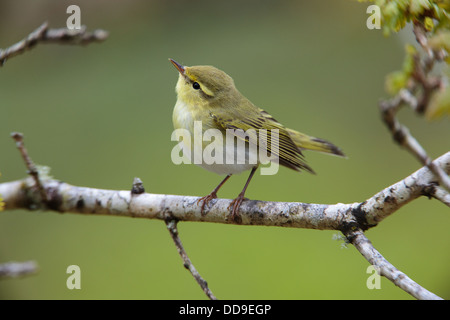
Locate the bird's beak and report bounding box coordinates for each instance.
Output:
[169,58,185,74]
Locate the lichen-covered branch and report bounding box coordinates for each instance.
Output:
[2,152,448,228]
[358,151,450,226]
[344,229,442,300]
[1,152,448,299]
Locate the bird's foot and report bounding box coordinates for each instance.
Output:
[227,193,248,223]
[197,192,218,215]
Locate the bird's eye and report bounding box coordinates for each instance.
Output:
[192,82,200,90]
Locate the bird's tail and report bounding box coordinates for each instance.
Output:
[286,128,346,157]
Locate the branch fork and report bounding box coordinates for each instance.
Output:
[1,132,448,299]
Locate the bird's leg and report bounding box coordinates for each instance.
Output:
[228,167,257,221]
[197,174,232,215]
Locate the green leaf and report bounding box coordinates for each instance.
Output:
[385,71,408,95]
[427,86,450,120]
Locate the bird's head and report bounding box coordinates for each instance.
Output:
[169,59,238,107]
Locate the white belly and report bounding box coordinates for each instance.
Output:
[172,100,257,175]
[197,145,257,175]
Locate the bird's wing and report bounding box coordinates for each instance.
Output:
[209,99,314,173]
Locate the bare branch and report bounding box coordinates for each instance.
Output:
[427,185,450,206]
[379,25,450,193]
[1,152,448,299]
[2,152,449,228]
[165,218,217,300]
[360,151,450,226]
[344,229,442,300]
[380,92,450,192]
[0,22,108,66]
[10,132,48,203]
[413,22,448,65]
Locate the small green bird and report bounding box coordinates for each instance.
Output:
[170,59,345,220]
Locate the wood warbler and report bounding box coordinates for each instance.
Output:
[170,59,345,221]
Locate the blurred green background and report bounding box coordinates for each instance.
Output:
[1,0,449,300]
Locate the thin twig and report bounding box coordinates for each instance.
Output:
[0,21,108,66]
[427,185,450,206]
[344,229,442,300]
[165,218,217,300]
[380,93,450,192]
[413,22,433,58]
[10,132,48,203]
[379,24,450,193]
[131,176,215,299]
